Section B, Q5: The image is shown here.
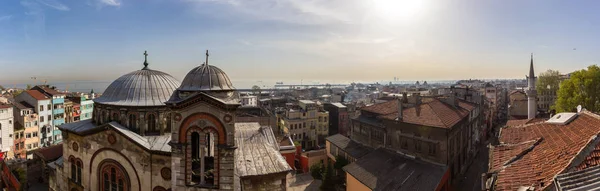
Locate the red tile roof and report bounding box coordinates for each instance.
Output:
[0,104,11,109]
[491,111,600,190]
[576,141,600,170]
[26,90,50,100]
[505,118,545,127]
[33,144,63,161]
[363,98,475,129]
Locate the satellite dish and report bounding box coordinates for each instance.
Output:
[577,105,583,113]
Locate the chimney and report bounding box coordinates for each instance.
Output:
[416,94,422,117]
[397,98,403,121]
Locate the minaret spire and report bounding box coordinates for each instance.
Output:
[143,50,149,69]
[526,53,537,119]
[529,53,534,78]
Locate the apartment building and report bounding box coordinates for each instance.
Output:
[15,90,52,147]
[278,100,329,149]
[0,104,14,159]
[12,101,40,159]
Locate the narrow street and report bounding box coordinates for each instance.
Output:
[454,142,490,191]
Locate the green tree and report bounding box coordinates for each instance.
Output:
[555,65,600,112]
[333,155,348,171]
[536,69,561,95]
[320,162,335,191]
[310,163,323,180]
[26,84,32,90]
[252,85,261,95]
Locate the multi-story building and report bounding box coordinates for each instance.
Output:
[12,125,25,159]
[32,86,66,145]
[15,90,52,147]
[12,101,40,159]
[323,103,350,137]
[278,100,329,149]
[352,94,480,177]
[64,99,81,123]
[0,104,14,159]
[67,95,93,121]
[508,90,528,119]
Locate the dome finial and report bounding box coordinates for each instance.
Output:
[143,50,149,69]
[205,50,209,66]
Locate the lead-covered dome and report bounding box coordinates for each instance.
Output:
[179,63,235,91]
[95,67,181,106]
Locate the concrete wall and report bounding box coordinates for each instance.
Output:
[346,172,372,191]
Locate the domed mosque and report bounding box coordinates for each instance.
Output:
[57,51,291,191]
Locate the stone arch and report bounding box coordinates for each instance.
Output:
[98,159,131,191]
[90,148,141,191]
[178,112,226,145]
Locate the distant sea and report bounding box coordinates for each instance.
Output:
[1,79,458,94]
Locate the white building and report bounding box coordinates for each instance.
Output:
[0,104,14,157]
[240,95,258,107]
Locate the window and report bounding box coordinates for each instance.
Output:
[20,143,23,149]
[100,162,128,191]
[40,105,44,111]
[330,146,337,156]
[112,113,119,123]
[429,142,437,156]
[128,114,137,133]
[400,139,408,149]
[27,144,32,149]
[414,139,421,152]
[26,133,31,138]
[40,116,44,122]
[147,114,157,133]
[48,115,51,122]
[189,130,217,186]
[33,132,37,137]
[33,143,38,148]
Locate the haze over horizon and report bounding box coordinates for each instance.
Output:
[1,0,599,85]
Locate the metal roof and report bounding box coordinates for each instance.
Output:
[556,165,600,191]
[178,63,235,91]
[94,68,180,106]
[234,123,292,177]
[326,134,373,159]
[343,148,447,191]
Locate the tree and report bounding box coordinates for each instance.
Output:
[536,69,561,93]
[555,65,600,112]
[310,163,323,180]
[26,84,32,90]
[320,162,335,191]
[333,155,349,171]
[251,85,261,95]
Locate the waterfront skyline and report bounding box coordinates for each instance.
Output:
[1,0,600,84]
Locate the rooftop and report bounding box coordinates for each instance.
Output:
[362,98,475,129]
[505,118,545,127]
[555,162,600,191]
[343,148,447,191]
[33,144,63,162]
[26,90,50,101]
[490,111,600,190]
[299,100,316,104]
[330,102,346,108]
[12,101,33,110]
[234,123,292,177]
[326,134,373,159]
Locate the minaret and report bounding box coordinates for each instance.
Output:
[526,53,537,119]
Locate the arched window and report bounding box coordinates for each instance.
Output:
[147,114,157,134]
[112,113,119,123]
[128,115,137,133]
[103,111,109,124]
[70,158,83,184]
[189,129,217,186]
[100,162,129,191]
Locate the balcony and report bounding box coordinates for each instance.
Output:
[53,108,64,114]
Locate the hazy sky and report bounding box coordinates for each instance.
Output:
[0,0,599,85]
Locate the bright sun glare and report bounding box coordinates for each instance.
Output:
[373,0,427,22]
